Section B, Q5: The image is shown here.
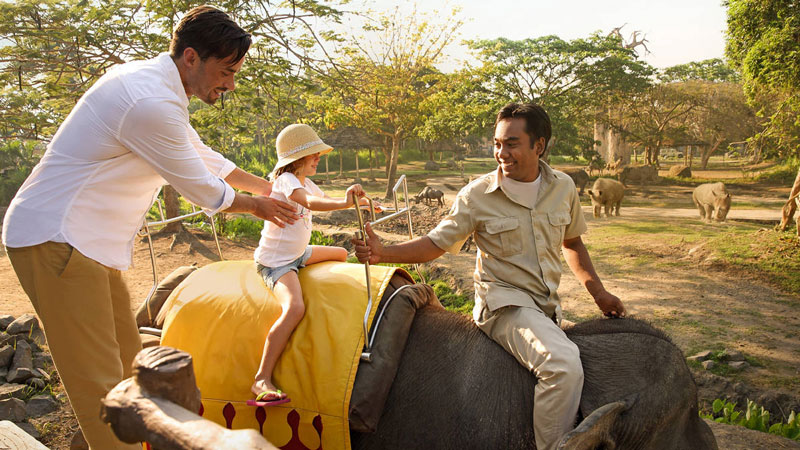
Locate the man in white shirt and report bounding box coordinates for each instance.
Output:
[2,6,296,448]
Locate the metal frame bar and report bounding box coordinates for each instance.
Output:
[137,204,224,324]
[355,175,424,362]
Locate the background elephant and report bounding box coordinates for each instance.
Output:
[351,307,717,450]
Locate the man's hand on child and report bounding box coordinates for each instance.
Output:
[253,196,298,227]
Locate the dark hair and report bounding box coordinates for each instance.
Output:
[495,102,552,151]
[170,5,251,63]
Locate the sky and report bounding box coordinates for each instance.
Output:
[338,0,729,70]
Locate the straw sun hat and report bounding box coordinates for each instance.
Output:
[271,124,333,176]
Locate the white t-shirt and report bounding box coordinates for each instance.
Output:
[500,172,541,209]
[254,173,324,267]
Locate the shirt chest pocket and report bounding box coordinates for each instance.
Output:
[484,217,523,256]
[543,211,571,245]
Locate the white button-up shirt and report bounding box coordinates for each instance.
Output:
[2,53,236,270]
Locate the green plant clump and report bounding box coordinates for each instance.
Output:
[701,398,800,440]
[309,230,335,246]
[220,216,263,240]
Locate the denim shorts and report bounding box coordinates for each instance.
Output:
[257,247,313,289]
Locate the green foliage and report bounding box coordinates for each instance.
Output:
[467,34,653,158]
[306,6,464,197]
[725,0,800,159]
[219,216,262,240]
[373,263,472,314]
[701,398,800,440]
[430,280,473,314]
[21,382,56,402]
[659,59,741,83]
[309,230,334,246]
[0,141,41,205]
[0,0,346,193]
[754,157,800,184]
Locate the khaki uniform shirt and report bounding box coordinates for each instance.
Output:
[428,162,586,319]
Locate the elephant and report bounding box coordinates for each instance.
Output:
[351,305,717,450]
[133,264,716,450]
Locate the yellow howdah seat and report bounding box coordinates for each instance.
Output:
[159,260,405,450]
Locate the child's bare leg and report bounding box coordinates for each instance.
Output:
[252,271,304,399]
[305,245,347,265]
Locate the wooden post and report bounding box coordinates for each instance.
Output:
[355,149,361,181]
[101,346,276,450]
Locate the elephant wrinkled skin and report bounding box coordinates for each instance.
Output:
[351,308,717,450]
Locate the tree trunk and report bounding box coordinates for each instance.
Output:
[355,150,361,181]
[325,154,330,183]
[163,185,184,233]
[777,166,800,232]
[700,141,722,170]
[384,134,401,199]
[369,148,376,181]
[382,137,391,177]
[338,149,344,178]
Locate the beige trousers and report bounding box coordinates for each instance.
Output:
[7,242,142,450]
[476,305,583,450]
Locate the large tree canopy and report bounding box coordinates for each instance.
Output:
[725,0,800,159]
[307,6,463,198]
[467,34,652,158]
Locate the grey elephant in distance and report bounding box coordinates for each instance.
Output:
[351,308,717,450]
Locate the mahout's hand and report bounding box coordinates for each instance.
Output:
[594,290,626,318]
[352,222,382,265]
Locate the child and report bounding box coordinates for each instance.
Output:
[250,123,371,404]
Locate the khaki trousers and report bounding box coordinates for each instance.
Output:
[7,242,142,450]
[476,305,583,450]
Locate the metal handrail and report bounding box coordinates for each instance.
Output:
[137,202,224,324]
[355,174,424,362]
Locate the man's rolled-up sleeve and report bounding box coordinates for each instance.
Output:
[118,98,234,215]
[427,190,474,254]
[187,124,237,179]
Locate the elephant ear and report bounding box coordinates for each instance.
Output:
[556,393,638,450]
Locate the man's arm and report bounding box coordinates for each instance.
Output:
[354,223,445,265]
[224,193,297,227]
[225,168,272,197]
[562,236,626,317]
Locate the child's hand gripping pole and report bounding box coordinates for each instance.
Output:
[353,191,374,362]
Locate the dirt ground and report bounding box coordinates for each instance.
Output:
[1,163,799,448]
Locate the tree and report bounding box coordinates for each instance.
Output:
[659,58,741,83]
[616,83,697,165]
[681,81,757,168]
[416,69,496,160]
[0,0,343,229]
[467,34,651,159]
[308,6,463,198]
[726,0,800,225]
